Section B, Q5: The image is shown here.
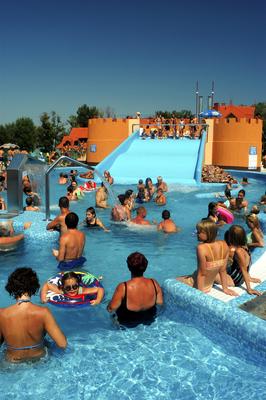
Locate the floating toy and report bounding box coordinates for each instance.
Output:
[217,206,234,224]
[46,271,103,308]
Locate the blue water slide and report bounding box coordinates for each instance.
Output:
[95,131,207,185]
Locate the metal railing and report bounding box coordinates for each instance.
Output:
[44,156,95,220]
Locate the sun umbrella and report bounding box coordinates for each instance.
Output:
[199,110,222,118]
[0,143,20,149]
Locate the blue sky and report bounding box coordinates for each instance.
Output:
[0,0,265,125]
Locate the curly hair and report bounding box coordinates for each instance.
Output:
[127,252,148,277]
[5,267,40,299]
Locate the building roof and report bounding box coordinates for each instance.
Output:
[57,127,88,148]
[213,103,255,119]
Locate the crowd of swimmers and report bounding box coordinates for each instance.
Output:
[0,167,265,363]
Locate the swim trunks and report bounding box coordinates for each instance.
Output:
[57,256,87,271]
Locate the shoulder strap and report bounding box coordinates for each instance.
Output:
[151,279,157,297]
[206,244,215,261]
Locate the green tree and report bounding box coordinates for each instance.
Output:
[76,104,101,127]
[155,109,193,119]
[13,118,37,151]
[37,111,65,152]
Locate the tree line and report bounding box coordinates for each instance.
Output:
[0,103,265,153]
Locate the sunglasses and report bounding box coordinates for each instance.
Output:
[64,284,79,292]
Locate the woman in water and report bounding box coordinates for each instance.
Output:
[145,177,156,200]
[41,271,104,305]
[245,214,264,249]
[107,252,163,327]
[215,225,261,296]
[104,170,114,185]
[0,268,67,363]
[84,207,110,232]
[176,220,237,296]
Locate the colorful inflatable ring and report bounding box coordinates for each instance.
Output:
[46,271,103,308]
[217,206,234,224]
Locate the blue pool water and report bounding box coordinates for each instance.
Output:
[0,170,266,399]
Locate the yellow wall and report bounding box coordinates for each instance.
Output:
[86,118,139,164]
[204,118,262,169]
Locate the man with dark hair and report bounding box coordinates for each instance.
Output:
[157,209,179,233]
[52,212,86,270]
[229,189,249,212]
[23,187,41,206]
[46,196,71,234]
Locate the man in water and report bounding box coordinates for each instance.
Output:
[156,176,168,192]
[131,206,152,226]
[52,212,86,271]
[96,183,109,208]
[46,196,71,235]
[229,189,249,212]
[157,210,180,233]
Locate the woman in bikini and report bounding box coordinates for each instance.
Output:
[216,225,261,296]
[107,252,163,327]
[0,268,66,363]
[84,207,110,232]
[245,214,264,249]
[176,220,238,296]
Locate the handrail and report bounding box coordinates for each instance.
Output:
[45,156,95,220]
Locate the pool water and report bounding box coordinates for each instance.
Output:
[0,170,266,399]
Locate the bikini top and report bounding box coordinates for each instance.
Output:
[205,243,226,270]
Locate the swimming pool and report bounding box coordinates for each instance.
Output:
[0,170,266,399]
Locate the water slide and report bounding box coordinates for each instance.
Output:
[95,131,207,185]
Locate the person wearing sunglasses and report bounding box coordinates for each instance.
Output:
[41,271,104,305]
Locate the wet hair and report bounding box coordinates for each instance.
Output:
[125,189,133,198]
[227,225,247,247]
[196,220,218,243]
[61,271,81,288]
[136,206,146,216]
[23,187,32,195]
[86,206,96,217]
[59,172,64,177]
[118,194,126,205]
[246,214,260,229]
[251,205,260,214]
[59,196,69,208]
[145,177,152,186]
[242,177,248,183]
[138,179,143,184]
[127,252,148,277]
[65,212,79,229]
[5,268,40,299]
[25,196,33,206]
[238,189,246,197]
[162,210,170,219]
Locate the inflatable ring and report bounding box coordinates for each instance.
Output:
[217,206,234,224]
[46,271,103,308]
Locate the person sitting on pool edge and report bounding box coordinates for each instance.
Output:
[157,210,180,233]
[41,271,104,305]
[84,206,110,231]
[0,220,32,251]
[52,212,86,271]
[107,252,163,327]
[0,267,67,363]
[176,220,238,296]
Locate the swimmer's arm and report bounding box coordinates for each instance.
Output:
[157,222,163,231]
[107,283,124,312]
[247,230,264,248]
[96,218,110,232]
[219,248,238,296]
[41,283,62,303]
[55,236,67,261]
[46,216,60,230]
[236,249,262,296]
[83,287,105,305]
[43,308,67,349]
[196,246,207,292]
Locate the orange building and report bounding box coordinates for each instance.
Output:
[213,102,255,119]
[57,127,88,149]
